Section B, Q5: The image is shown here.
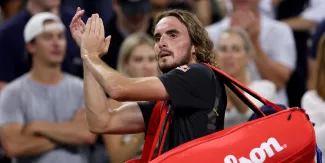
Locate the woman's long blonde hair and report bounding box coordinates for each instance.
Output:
[117,32,155,76]
[315,33,325,100]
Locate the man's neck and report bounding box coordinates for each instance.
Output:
[30,62,63,85]
[26,2,60,16]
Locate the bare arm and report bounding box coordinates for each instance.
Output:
[103,99,144,163]
[83,63,146,134]
[28,110,96,145]
[307,58,317,90]
[79,14,167,134]
[82,55,168,102]
[282,17,317,31]
[252,41,292,91]
[80,14,168,102]
[0,123,56,158]
[103,133,144,163]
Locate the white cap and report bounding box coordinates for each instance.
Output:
[24,12,65,43]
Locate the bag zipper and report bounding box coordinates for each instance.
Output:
[287,107,310,121]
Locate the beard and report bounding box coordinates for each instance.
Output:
[158,46,192,73]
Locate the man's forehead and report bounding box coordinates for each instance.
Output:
[154,16,186,34]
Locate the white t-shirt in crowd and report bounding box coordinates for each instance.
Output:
[301,90,325,162]
[224,80,276,128]
[206,15,296,106]
[224,0,325,22]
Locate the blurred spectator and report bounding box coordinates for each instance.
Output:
[0,12,96,163]
[206,0,296,106]
[223,0,277,18]
[308,19,325,90]
[151,0,168,19]
[310,20,325,58]
[0,0,22,23]
[103,32,159,163]
[216,28,276,128]
[211,0,228,24]
[102,0,153,70]
[301,33,325,162]
[151,0,212,26]
[191,0,212,26]
[61,0,113,24]
[0,0,86,91]
[275,0,325,107]
[279,0,325,31]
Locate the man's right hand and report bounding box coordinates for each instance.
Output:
[70,7,86,47]
[81,14,111,58]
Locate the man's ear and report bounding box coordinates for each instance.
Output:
[191,45,196,55]
[26,42,36,55]
[191,45,197,60]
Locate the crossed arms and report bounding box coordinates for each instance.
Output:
[0,109,96,158]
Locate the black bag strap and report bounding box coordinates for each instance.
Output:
[203,63,284,116]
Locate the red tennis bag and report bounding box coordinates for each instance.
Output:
[126,63,316,163]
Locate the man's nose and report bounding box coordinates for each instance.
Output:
[158,36,167,49]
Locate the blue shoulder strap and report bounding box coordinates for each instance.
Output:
[317,144,322,163]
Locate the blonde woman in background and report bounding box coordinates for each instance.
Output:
[301,33,325,162]
[103,32,159,163]
[216,28,276,128]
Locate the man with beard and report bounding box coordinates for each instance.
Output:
[70,9,227,154]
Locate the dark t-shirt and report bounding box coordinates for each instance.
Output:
[310,19,325,59]
[138,63,226,153]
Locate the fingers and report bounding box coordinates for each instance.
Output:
[90,14,97,34]
[84,13,104,37]
[85,17,92,35]
[104,35,111,51]
[70,7,85,29]
[95,14,101,35]
[99,18,104,36]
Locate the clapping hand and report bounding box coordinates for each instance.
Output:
[230,10,261,41]
[70,7,86,47]
[80,14,111,58]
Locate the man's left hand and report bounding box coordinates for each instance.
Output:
[22,121,41,136]
[80,14,111,58]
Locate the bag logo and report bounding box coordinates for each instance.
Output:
[224,137,287,163]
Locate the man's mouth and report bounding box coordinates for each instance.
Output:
[160,53,171,58]
[159,49,172,58]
